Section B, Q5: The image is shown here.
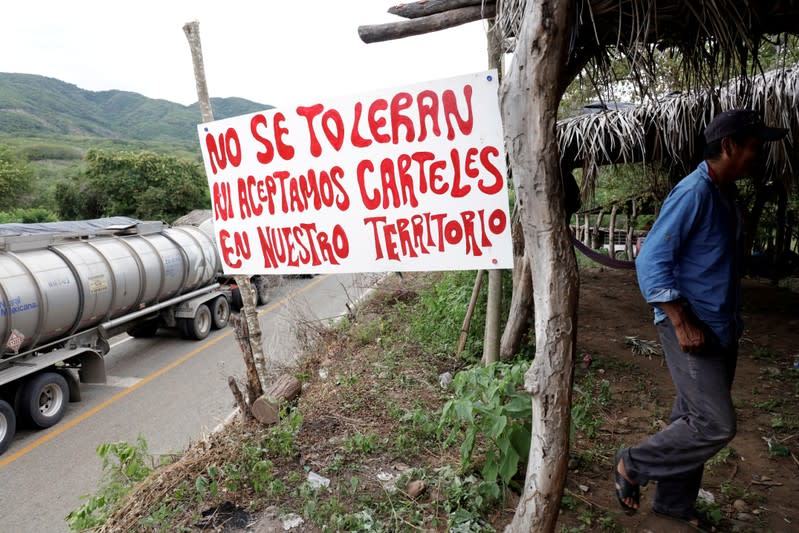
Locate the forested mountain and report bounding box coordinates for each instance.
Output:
[0,73,270,144]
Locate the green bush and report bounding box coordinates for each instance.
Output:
[439,361,532,499]
[56,149,210,221]
[20,144,83,161]
[410,270,514,360]
[0,207,58,223]
[66,436,154,531]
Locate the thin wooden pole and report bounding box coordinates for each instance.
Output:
[183,20,269,396]
[483,19,503,365]
[456,270,485,357]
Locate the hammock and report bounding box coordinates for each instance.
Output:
[571,235,637,270]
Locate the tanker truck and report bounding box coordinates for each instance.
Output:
[0,217,235,455]
[173,209,272,307]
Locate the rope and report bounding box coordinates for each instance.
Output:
[571,235,637,270]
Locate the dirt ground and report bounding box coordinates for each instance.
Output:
[556,267,799,532]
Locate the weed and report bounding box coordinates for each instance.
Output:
[561,494,580,511]
[352,318,384,345]
[598,513,623,531]
[720,481,744,500]
[707,446,734,471]
[695,499,722,527]
[753,398,785,411]
[343,432,379,455]
[439,361,532,497]
[263,406,303,457]
[326,454,347,473]
[751,345,782,363]
[389,404,441,458]
[66,435,156,531]
[572,371,611,439]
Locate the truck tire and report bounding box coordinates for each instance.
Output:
[178,303,212,340]
[128,319,160,338]
[19,372,69,429]
[210,296,230,329]
[254,277,269,306]
[0,399,15,455]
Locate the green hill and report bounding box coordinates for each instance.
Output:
[0,72,271,144]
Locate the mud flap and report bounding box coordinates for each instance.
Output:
[77,351,107,384]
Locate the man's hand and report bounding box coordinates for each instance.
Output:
[660,301,705,354]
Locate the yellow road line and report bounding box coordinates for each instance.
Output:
[0,275,328,469]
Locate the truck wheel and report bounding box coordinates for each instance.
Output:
[254,278,269,306]
[0,399,15,455]
[178,303,212,340]
[210,296,230,329]
[19,372,69,429]
[128,319,160,338]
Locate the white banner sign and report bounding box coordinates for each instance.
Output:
[197,70,512,275]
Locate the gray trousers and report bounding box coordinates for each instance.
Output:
[621,318,737,519]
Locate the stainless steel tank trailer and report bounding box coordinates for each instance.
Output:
[0,218,233,455]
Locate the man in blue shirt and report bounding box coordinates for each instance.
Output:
[612,109,788,531]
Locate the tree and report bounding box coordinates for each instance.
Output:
[56,149,210,221]
[501,1,579,531]
[0,146,34,212]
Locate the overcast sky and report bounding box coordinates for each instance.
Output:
[2,1,491,108]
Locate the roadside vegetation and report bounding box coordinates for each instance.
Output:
[64,269,799,532]
[0,138,209,224]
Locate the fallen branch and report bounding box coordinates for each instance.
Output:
[563,488,611,512]
[358,5,495,43]
[389,0,484,19]
[750,479,783,487]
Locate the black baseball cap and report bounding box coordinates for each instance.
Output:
[704,109,788,144]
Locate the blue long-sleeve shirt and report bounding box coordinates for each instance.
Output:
[636,161,742,348]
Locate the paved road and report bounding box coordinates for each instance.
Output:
[0,273,380,533]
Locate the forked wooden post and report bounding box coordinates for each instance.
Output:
[182,19,269,403]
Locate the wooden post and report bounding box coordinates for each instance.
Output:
[483,19,503,365]
[228,377,253,420]
[583,213,590,244]
[231,314,264,404]
[591,208,604,249]
[183,20,269,397]
[500,205,534,360]
[608,204,618,259]
[626,199,637,259]
[500,0,578,530]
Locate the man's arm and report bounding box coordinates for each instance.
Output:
[658,301,705,354]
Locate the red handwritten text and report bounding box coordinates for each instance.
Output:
[363,208,507,260]
[257,223,350,268]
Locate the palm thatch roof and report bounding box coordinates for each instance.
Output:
[494,1,799,90]
[360,1,799,195]
[558,65,799,198]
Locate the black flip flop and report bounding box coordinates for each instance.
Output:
[653,508,717,532]
[613,450,639,515]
